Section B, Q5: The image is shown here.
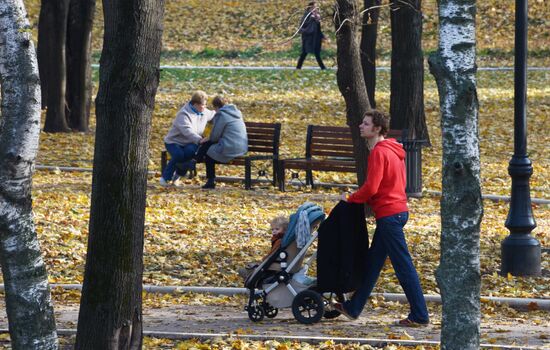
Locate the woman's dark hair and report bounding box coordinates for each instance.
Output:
[212,95,227,109]
[364,109,389,136]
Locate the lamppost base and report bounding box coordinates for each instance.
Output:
[501,234,541,276]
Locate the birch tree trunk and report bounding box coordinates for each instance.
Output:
[428,1,482,349]
[334,0,371,185]
[0,1,58,349]
[74,0,165,348]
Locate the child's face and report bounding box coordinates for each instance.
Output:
[271,225,285,236]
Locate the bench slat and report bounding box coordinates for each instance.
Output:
[309,150,355,158]
[310,136,354,145]
[311,131,352,139]
[247,133,278,141]
[310,125,351,133]
[247,127,277,135]
[248,145,277,153]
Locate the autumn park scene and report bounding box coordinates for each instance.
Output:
[0,0,549,349]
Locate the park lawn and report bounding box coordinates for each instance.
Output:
[22,0,550,67]
[37,68,550,199]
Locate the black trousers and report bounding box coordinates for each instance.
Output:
[296,50,326,69]
[205,155,217,180]
[195,141,219,181]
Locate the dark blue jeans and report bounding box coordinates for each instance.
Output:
[344,211,429,323]
[162,142,198,181]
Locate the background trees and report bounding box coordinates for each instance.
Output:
[37,0,96,132]
[429,0,482,348]
[334,0,371,185]
[389,0,429,143]
[0,1,58,348]
[74,0,165,347]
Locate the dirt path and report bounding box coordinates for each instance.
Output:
[1,300,547,348]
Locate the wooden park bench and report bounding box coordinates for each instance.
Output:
[277,125,410,192]
[161,121,281,190]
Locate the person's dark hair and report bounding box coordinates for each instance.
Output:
[212,95,227,109]
[364,109,389,136]
[307,1,317,9]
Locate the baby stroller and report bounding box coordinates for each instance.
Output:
[243,202,343,324]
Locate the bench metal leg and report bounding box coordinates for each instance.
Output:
[278,161,286,192]
[272,159,278,187]
[245,158,252,190]
[306,169,314,188]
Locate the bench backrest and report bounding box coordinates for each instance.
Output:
[245,121,281,157]
[305,125,406,159]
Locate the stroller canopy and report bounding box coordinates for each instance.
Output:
[281,202,325,249]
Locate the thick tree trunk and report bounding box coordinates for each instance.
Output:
[74,0,165,348]
[37,0,71,132]
[0,1,58,349]
[334,0,371,185]
[429,1,482,349]
[66,0,96,132]
[389,0,429,143]
[360,0,380,108]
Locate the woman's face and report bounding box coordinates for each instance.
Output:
[193,102,206,113]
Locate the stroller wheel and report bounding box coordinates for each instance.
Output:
[262,303,278,319]
[247,304,265,322]
[292,290,324,324]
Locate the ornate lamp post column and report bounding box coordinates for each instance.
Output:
[501,0,541,276]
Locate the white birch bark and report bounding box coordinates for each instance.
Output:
[0,1,58,349]
[428,1,483,349]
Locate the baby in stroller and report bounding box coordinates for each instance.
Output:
[238,216,289,280]
[243,202,343,324]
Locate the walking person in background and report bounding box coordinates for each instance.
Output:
[334,110,430,327]
[160,90,215,186]
[195,96,248,189]
[296,1,326,70]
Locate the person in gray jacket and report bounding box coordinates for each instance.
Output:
[196,96,248,189]
[160,90,215,186]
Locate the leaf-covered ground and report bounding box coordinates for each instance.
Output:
[22,0,550,67]
[38,69,550,199]
[23,170,550,301]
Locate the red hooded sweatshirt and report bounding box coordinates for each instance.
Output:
[347,138,408,219]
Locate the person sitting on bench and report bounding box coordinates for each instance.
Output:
[195,96,248,189]
[160,90,215,186]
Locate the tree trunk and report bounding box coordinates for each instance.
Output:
[0,1,58,349]
[74,0,165,348]
[428,1,482,349]
[389,0,429,143]
[66,0,96,132]
[37,0,71,132]
[360,0,381,108]
[334,0,371,185]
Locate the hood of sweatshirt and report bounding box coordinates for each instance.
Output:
[218,104,242,119]
[376,138,405,160]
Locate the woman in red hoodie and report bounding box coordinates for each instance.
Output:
[334,110,429,326]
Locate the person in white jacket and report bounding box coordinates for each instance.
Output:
[160,91,215,186]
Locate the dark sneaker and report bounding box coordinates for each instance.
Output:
[201,180,216,189]
[333,302,357,320]
[395,318,429,327]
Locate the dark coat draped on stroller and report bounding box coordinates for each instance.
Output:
[317,201,369,293]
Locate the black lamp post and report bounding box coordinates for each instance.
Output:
[501,0,541,276]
